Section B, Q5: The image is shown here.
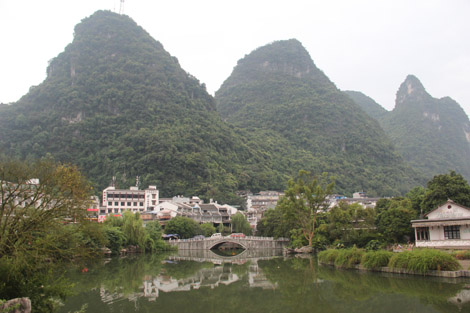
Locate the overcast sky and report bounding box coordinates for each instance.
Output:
[1,0,469,117]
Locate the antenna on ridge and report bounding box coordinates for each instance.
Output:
[119,0,125,14]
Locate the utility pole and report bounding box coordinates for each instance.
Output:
[119,0,125,14]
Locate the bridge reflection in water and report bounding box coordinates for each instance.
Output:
[141,250,282,301]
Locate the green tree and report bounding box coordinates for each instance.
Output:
[0,159,98,312]
[217,222,224,234]
[279,171,335,247]
[230,213,252,235]
[200,223,216,237]
[121,211,147,249]
[0,159,92,260]
[406,186,426,216]
[165,217,202,239]
[256,207,292,238]
[421,171,470,213]
[144,220,166,251]
[375,198,416,243]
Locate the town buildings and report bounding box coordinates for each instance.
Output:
[101,185,159,215]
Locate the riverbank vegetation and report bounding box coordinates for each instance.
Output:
[0,159,171,312]
[258,170,470,250]
[318,248,461,274]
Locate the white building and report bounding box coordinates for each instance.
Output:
[102,185,159,215]
[411,200,470,249]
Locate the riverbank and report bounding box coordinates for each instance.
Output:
[318,248,470,278]
[319,262,470,278]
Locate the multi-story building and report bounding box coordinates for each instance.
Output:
[101,185,159,215]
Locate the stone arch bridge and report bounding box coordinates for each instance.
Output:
[168,236,289,250]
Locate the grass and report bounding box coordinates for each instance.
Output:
[361,250,393,269]
[318,249,340,264]
[334,248,364,268]
[388,249,461,274]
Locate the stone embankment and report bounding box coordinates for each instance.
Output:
[320,262,470,278]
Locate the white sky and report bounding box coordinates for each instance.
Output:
[1,0,469,117]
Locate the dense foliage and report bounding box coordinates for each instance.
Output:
[420,170,470,213]
[258,170,470,248]
[351,75,470,182]
[343,90,388,120]
[0,159,102,311]
[215,39,421,196]
[164,216,203,239]
[230,212,253,235]
[0,11,286,204]
[0,159,170,311]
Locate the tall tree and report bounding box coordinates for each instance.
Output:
[230,213,252,235]
[421,171,470,213]
[375,198,416,243]
[279,171,335,247]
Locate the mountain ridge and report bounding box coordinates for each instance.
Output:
[216,39,421,196]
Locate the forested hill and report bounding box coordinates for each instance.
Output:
[215,39,421,196]
[343,90,388,121]
[0,10,288,203]
[378,75,470,181]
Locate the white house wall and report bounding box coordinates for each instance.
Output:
[427,203,470,220]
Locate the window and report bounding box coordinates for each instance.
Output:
[444,225,460,239]
[108,201,112,206]
[140,202,143,206]
[121,202,125,206]
[416,227,429,241]
[133,202,137,206]
[127,202,131,206]
[114,202,118,206]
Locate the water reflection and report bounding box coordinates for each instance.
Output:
[58,251,470,313]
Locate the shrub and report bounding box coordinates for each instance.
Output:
[388,249,461,274]
[452,250,470,260]
[362,250,393,269]
[364,239,382,251]
[318,249,340,264]
[334,248,364,268]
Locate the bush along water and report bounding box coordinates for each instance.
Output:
[361,250,393,270]
[388,249,461,274]
[318,248,461,274]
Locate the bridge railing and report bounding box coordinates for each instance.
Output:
[172,236,290,242]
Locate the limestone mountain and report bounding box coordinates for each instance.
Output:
[215,39,420,196]
[343,90,388,121]
[379,75,470,180]
[0,11,286,202]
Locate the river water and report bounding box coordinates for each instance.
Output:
[57,249,470,313]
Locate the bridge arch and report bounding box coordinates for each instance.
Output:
[208,239,248,250]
